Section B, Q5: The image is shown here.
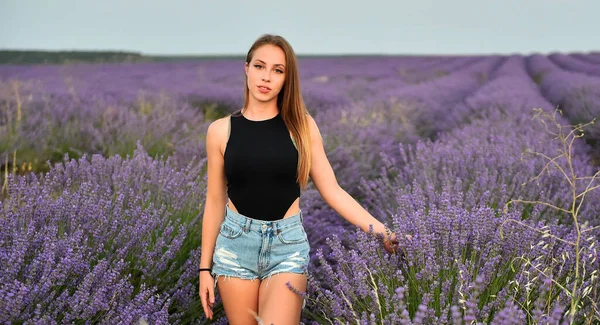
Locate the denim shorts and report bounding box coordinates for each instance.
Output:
[211,203,310,290]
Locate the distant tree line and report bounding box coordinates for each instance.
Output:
[0,50,152,64]
[0,50,254,65]
[0,50,429,65]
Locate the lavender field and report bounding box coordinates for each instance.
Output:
[1,53,599,324]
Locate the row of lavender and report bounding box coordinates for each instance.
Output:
[1,55,475,172]
[0,55,469,110]
[1,53,599,323]
[527,55,600,164]
[2,53,599,174]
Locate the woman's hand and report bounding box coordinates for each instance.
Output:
[199,272,215,320]
[382,229,412,254]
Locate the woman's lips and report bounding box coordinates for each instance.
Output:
[258,86,271,93]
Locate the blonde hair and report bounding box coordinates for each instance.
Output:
[234,34,312,191]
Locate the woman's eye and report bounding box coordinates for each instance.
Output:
[254,64,283,74]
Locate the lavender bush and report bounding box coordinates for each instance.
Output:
[0,143,212,324]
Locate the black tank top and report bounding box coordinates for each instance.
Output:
[224,109,301,221]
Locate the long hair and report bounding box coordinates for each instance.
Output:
[236,34,312,191]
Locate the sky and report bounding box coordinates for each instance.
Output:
[1,0,599,56]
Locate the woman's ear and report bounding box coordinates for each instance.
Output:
[244,62,248,76]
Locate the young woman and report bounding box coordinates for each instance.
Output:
[198,34,411,324]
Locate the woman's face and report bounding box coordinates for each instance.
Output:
[245,44,287,104]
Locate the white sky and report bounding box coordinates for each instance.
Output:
[1,0,598,55]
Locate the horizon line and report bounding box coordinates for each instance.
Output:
[2,47,600,57]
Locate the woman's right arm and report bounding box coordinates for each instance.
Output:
[200,118,228,270]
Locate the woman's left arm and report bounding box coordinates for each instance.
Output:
[305,115,411,251]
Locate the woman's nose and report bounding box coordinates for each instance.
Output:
[262,71,271,81]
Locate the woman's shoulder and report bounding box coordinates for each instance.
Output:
[305,113,322,141]
[209,108,241,132]
[207,114,234,155]
[208,115,230,133]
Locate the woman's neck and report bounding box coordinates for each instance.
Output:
[241,106,279,120]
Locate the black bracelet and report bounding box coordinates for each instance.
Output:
[199,268,212,273]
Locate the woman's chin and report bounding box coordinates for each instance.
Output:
[253,93,276,103]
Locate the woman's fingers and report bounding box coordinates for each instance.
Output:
[199,276,213,320]
[209,286,215,308]
[384,237,398,253]
[206,287,214,318]
[205,289,213,319]
[200,287,209,318]
[383,231,414,254]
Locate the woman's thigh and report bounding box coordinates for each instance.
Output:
[258,272,307,325]
[216,275,261,325]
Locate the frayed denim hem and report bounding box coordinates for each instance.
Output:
[212,273,260,289]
